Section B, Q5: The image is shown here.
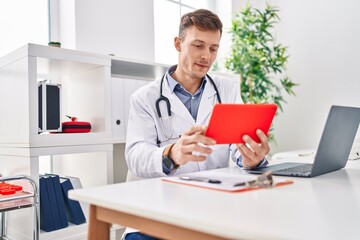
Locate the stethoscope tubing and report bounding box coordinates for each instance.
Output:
[155,73,222,143]
[156,73,222,118]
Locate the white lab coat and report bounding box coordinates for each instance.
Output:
[125,74,243,179]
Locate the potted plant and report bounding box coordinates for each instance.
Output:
[224,4,298,142]
[48,41,61,47]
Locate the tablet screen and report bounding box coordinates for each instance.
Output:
[205,104,277,144]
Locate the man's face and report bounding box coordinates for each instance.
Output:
[175,26,221,79]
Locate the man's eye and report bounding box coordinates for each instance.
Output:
[211,48,218,52]
[192,44,203,49]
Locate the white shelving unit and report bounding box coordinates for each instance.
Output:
[0,43,170,240]
[0,43,112,148]
[0,44,115,240]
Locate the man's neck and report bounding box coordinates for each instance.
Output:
[171,69,203,94]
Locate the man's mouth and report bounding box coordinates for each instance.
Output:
[196,63,210,68]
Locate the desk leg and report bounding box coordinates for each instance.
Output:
[88,205,111,240]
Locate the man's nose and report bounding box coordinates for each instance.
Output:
[201,49,211,60]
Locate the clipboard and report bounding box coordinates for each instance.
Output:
[162,171,293,193]
[205,104,277,144]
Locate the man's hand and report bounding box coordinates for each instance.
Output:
[170,125,216,166]
[236,129,270,169]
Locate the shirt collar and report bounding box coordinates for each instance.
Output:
[165,65,208,93]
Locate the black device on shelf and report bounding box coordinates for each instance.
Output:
[38,80,62,133]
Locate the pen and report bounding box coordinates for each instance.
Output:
[179,176,221,184]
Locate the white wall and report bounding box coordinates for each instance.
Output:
[212,0,233,70]
[55,0,360,154]
[0,0,48,57]
[58,0,155,62]
[232,0,360,153]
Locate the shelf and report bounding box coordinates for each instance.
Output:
[0,191,34,212]
[0,143,113,158]
[39,223,88,240]
[111,57,168,81]
[37,57,104,79]
[5,223,88,240]
[0,132,113,149]
[0,43,113,148]
[37,223,121,240]
[0,43,110,71]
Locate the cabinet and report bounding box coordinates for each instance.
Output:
[110,57,168,183]
[0,43,169,239]
[110,57,168,142]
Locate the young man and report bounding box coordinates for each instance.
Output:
[124,9,269,240]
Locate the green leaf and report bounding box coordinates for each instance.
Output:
[224,4,299,142]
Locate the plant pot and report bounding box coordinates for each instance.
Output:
[48,42,61,48]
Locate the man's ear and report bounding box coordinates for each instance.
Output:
[174,37,181,52]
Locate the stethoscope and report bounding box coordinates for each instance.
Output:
[155,73,222,144]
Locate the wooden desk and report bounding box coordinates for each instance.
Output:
[69,159,360,240]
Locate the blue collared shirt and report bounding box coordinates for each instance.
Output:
[166,65,207,121]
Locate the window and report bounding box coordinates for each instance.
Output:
[0,0,48,57]
[154,0,210,65]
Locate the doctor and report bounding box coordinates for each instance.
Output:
[124,8,270,240]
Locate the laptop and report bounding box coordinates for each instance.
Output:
[248,105,360,177]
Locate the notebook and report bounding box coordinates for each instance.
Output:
[248,105,360,177]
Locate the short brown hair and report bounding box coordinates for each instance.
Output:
[179,9,223,39]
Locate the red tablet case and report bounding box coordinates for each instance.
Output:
[205,104,277,144]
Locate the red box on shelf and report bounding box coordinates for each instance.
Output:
[61,115,91,133]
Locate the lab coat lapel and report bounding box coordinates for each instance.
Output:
[196,82,217,124]
[162,82,194,124]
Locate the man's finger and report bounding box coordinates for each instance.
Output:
[242,135,261,153]
[238,143,256,160]
[183,125,207,136]
[237,145,256,168]
[256,129,269,150]
[182,143,213,155]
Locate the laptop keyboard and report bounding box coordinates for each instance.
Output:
[276,164,313,174]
